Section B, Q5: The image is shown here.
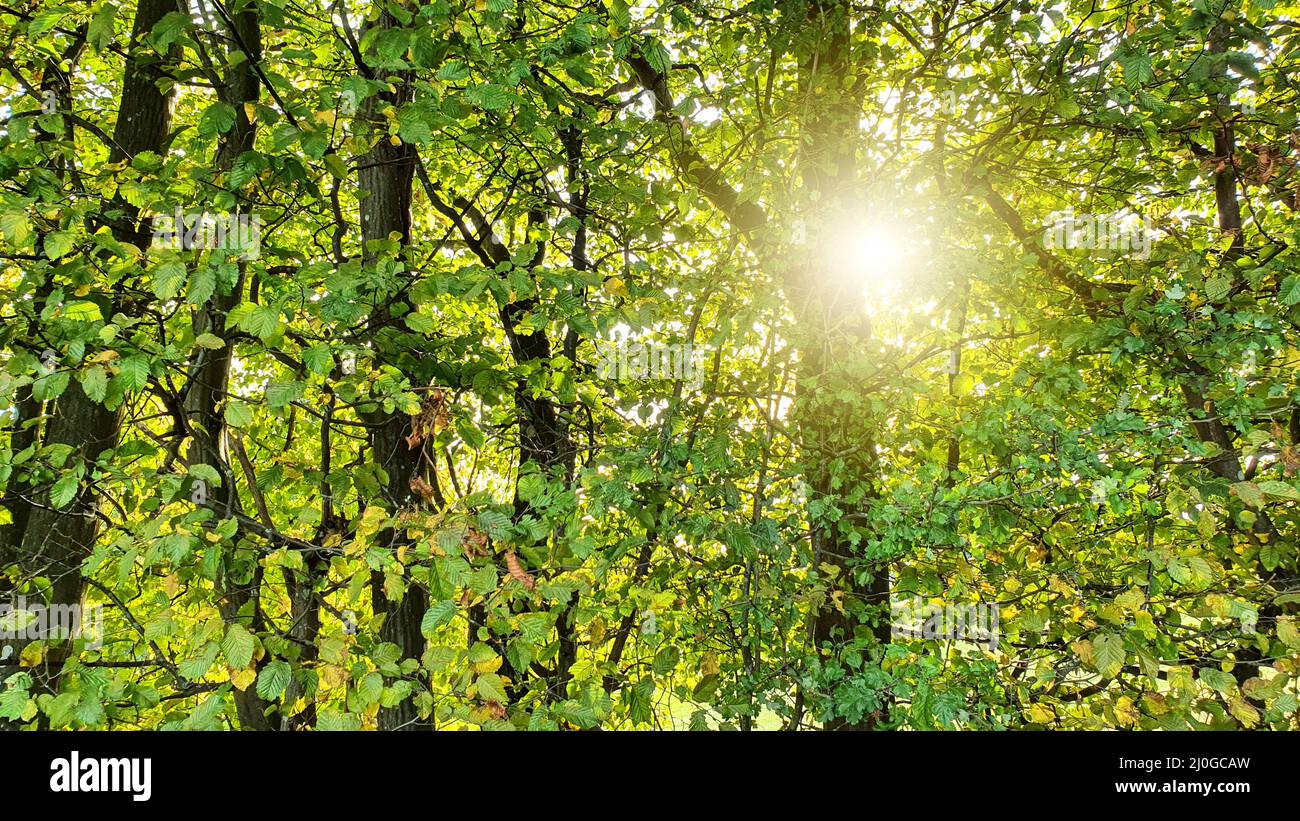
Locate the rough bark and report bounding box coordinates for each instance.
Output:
[355,21,426,728]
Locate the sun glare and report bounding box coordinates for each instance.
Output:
[824,220,915,293]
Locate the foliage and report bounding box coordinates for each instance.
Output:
[0,0,1298,730]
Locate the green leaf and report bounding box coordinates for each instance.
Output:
[463,84,510,111]
[266,380,304,409]
[224,399,253,428]
[397,107,434,144]
[1258,480,1300,501]
[199,102,237,137]
[435,60,470,81]
[152,261,187,301]
[316,709,361,731]
[0,688,30,721]
[303,344,334,376]
[475,673,508,704]
[242,304,282,340]
[1233,481,1266,509]
[80,366,108,403]
[1205,275,1230,302]
[88,3,117,53]
[44,230,75,260]
[33,371,69,402]
[1167,558,1191,585]
[50,474,79,508]
[221,623,256,669]
[323,153,348,180]
[1199,667,1236,694]
[1093,633,1125,679]
[1260,539,1283,572]
[420,600,457,637]
[188,463,223,488]
[1226,51,1260,80]
[1278,617,1300,650]
[178,643,219,680]
[64,300,102,321]
[186,267,216,305]
[355,671,383,706]
[477,509,511,538]
[0,211,32,247]
[256,660,293,700]
[118,355,150,392]
[1280,274,1300,306]
[643,38,672,77]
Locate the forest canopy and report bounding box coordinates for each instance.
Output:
[0,0,1298,731]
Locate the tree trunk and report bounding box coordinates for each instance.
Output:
[355,26,426,728]
[794,0,891,730]
[2,0,175,706]
[182,2,275,730]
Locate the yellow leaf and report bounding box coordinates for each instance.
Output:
[229,666,257,691]
[1114,696,1139,727]
[830,590,845,614]
[1115,587,1145,611]
[471,653,502,674]
[320,636,349,664]
[319,663,348,689]
[1025,703,1055,724]
[19,641,44,667]
[1278,616,1300,649]
[1229,697,1260,728]
[1143,692,1169,715]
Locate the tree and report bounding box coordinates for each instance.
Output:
[0,0,1296,731]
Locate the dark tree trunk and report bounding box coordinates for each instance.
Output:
[182,2,275,731]
[2,0,175,708]
[355,29,426,728]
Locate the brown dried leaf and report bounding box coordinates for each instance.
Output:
[463,527,489,559]
[504,550,535,591]
[1283,445,1300,477]
[1259,147,1277,184]
[409,475,435,502]
[406,388,451,449]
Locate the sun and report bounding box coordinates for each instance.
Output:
[823,219,914,293]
